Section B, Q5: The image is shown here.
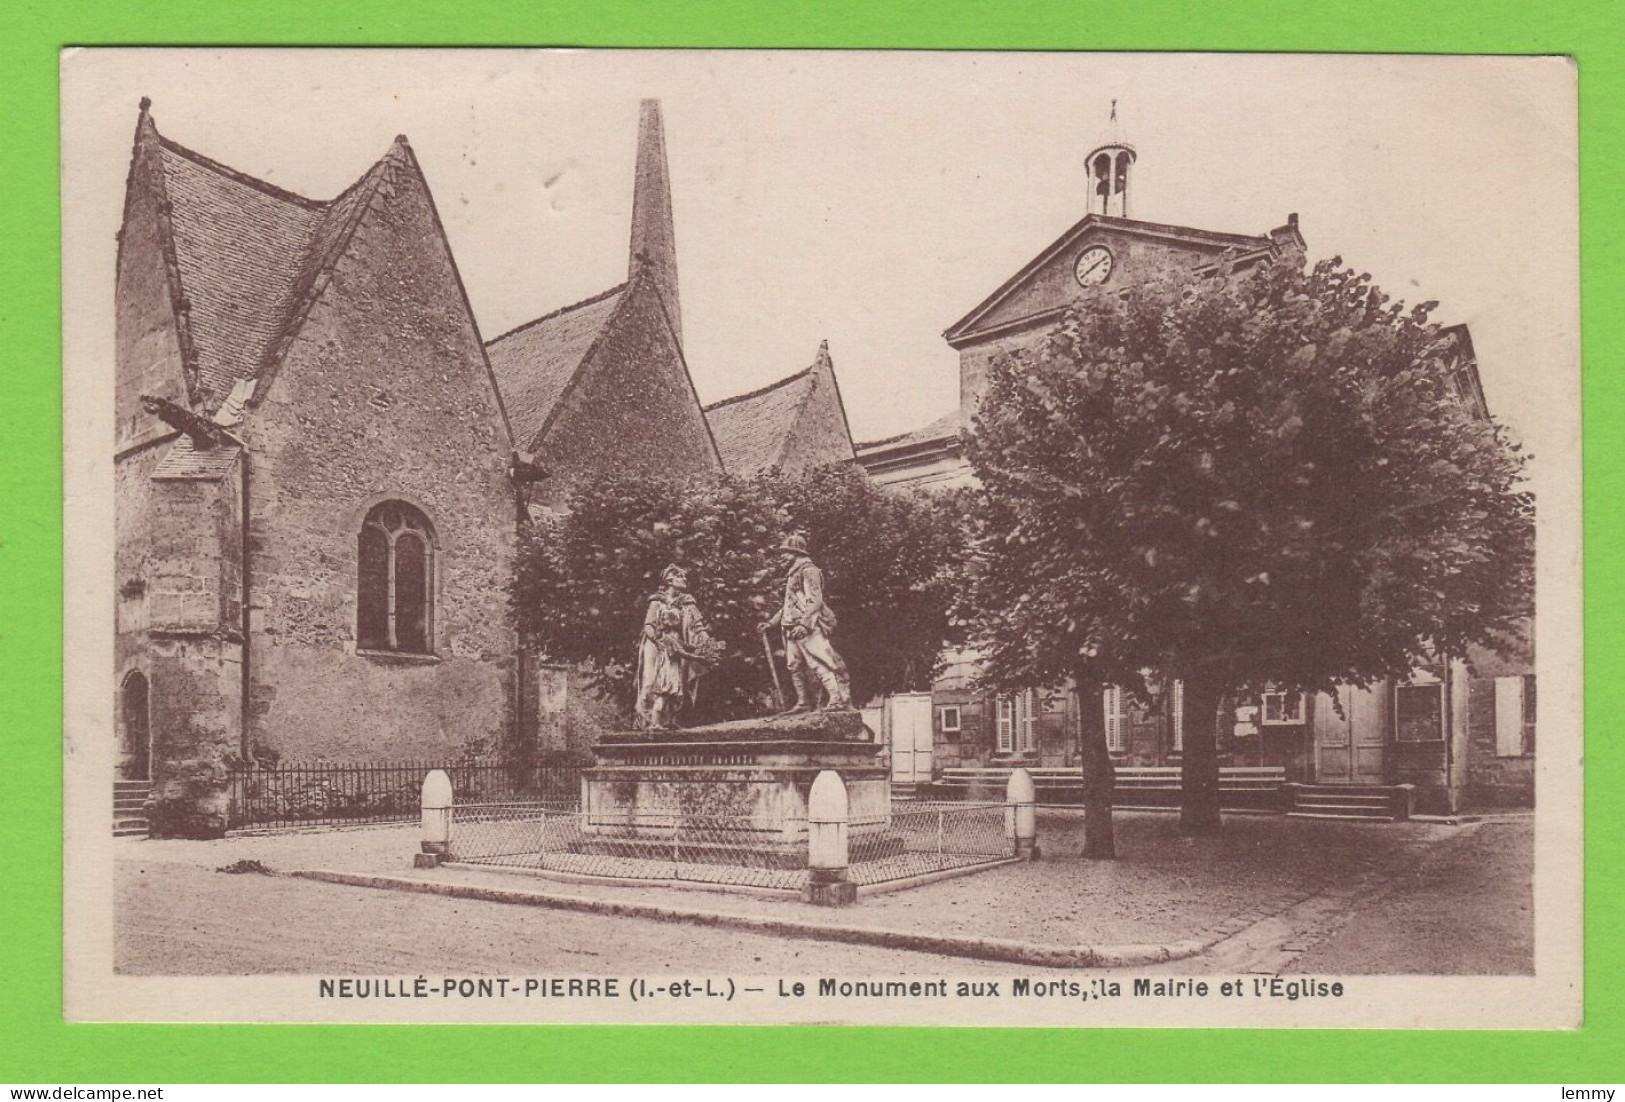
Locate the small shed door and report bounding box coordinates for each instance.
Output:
[888,694,934,783]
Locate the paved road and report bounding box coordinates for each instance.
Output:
[115,818,1533,979]
[1282,818,1534,975]
[115,859,1073,977]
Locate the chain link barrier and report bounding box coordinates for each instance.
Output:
[453,802,810,891]
[451,798,1014,893]
[847,801,1012,886]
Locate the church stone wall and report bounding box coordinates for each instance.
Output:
[115,445,165,698]
[140,466,244,837]
[242,156,519,764]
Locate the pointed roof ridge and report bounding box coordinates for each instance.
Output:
[520,263,717,464]
[122,109,517,451]
[485,283,630,452]
[808,338,858,465]
[152,131,330,212]
[485,282,630,348]
[144,105,411,215]
[527,273,643,449]
[702,339,856,476]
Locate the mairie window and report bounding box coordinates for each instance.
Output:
[996,690,1038,753]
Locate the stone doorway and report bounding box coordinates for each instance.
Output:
[119,670,150,781]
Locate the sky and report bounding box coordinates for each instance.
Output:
[62,49,1577,453]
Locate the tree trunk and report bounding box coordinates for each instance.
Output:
[1179,676,1224,835]
[1075,672,1117,858]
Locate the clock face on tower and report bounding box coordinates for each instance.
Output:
[1074,245,1114,287]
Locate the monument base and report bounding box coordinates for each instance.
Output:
[584,710,890,858]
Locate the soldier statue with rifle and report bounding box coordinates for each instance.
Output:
[758,533,853,712]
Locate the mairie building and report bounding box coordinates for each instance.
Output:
[855,115,1535,815]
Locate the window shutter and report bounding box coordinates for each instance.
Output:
[996,697,1013,752]
[1019,690,1037,752]
[1495,676,1526,757]
[1523,674,1537,752]
[1172,680,1185,751]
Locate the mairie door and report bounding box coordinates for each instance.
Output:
[887,693,934,784]
[1312,684,1389,784]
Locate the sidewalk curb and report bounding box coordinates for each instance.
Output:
[289,868,1211,969]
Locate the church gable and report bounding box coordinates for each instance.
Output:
[774,342,857,475]
[531,269,721,502]
[114,108,196,450]
[703,342,856,478]
[486,285,627,455]
[245,135,519,639]
[249,138,516,498]
[947,215,1291,346]
[703,370,813,475]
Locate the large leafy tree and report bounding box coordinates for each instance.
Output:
[513,464,962,724]
[961,256,1532,854]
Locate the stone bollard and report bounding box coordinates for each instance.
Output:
[1005,767,1039,860]
[1393,783,1417,821]
[805,769,857,907]
[415,769,453,868]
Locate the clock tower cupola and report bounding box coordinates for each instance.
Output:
[1086,99,1136,219]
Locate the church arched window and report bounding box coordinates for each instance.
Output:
[357,501,435,654]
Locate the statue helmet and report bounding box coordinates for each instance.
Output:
[777,532,810,556]
[661,563,688,585]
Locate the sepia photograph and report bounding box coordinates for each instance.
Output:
[59,48,1581,1029]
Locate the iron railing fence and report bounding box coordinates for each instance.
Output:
[453,802,809,891]
[847,801,1012,885]
[226,761,585,831]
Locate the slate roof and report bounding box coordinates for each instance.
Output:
[856,408,963,455]
[702,366,819,475]
[136,108,400,411]
[484,285,628,452]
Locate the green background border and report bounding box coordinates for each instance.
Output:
[2,0,1616,1083]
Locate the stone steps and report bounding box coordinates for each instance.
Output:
[113,780,150,838]
[1286,783,1410,821]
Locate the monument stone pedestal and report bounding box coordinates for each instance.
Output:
[581,710,892,866]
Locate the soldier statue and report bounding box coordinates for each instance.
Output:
[758,533,853,712]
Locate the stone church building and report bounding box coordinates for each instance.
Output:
[114,98,858,835]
